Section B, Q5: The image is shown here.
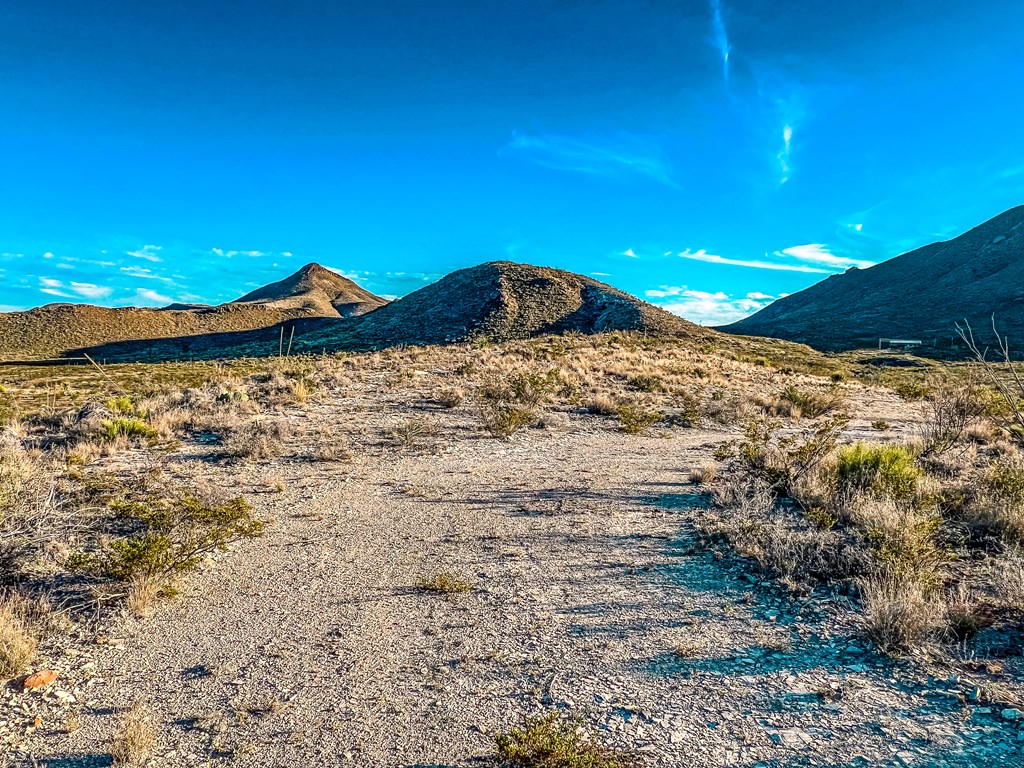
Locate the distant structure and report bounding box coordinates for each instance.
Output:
[878,337,923,351]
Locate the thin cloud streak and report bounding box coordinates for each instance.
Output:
[709,0,731,83]
[502,131,677,187]
[677,248,830,273]
[776,243,875,269]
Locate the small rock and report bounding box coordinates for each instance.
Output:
[22,670,58,691]
[1001,708,1023,721]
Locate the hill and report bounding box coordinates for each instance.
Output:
[233,263,387,317]
[721,205,1024,353]
[0,263,386,361]
[62,261,709,362]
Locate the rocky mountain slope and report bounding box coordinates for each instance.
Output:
[62,261,709,362]
[722,205,1024,353]
[233,262,387,317]
[0,263,386,361]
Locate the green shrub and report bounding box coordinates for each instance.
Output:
[626,374,665,393]
[95,495,264,579]
[616,404,662,435]
[836,443,921,500]
[734,416,847,498]
[480,405,538,437]
[968,457,1024,544]
[100,417,155,441]
[495,713,638,768]
[779,385,844,418]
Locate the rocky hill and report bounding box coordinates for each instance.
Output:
[233,263,387,317]
[61,261,708,362]
[722,205,1024,353]
[0,263,386,361]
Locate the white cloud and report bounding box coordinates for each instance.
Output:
[648,285,776,325]
[69,282,113,299]
[127,244,163,262]
[775,243,874,269]
[134,288,172,305]
[677,248,830,273]
[623,248,638,258]
[777,124,793,184]
[709,0,732,82]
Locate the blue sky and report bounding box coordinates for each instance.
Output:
[2,0,1023,323]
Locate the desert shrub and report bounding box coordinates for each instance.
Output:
[729,416,847,499]
[495,712,638,768]
[222,419,289,460]
[626,374,665,393]
[616,403,662,435]
[100,417,155,442]
[844,496,944,581]
[585,396,618,416]
[480,369,559,409]
[105,396,139,416]
[872,420,891,432]
[860,574,942,655]
[111,700,157,768]
[436,387,465,408]
[778,385,845,418]
[480,405,538,437]
[0,436,58,576]
[93,495,264,580]
[835,443,921,500]
[0,594,37,678]
[391,418,438,446]
[943,584,994,640]
[920,381,988,456]
[416,571,472,594]
[966,456,1024,544]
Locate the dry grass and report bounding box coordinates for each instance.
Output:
[416,571,473,594]
[860,575,942,656]
[0,595,38,678]
[111,700,157,767]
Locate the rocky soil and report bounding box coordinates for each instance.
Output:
[3,375,1022,767]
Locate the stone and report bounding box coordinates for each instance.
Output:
[22,670,58,691]
[1001,708,1023,721]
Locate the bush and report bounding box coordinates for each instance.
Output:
[778,385,845,418]
[480,405,538,437]
[967,456,1024,544]
[95,495,264,580]
[626,374,665,393]
[616,404,661,435]
[222,419,289,460]
[495,712,638,768]
[860,574,941,656]
[100,417,156,442]
[836,443,921,500]
[920,381,988,456]
[0,595,37,678]
[732,417,847,499]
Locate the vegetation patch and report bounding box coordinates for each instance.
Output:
[495,713,639,768]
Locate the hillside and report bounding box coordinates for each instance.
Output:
[233,263,388,317]
[722,205,1024,353]
[0,263,386,361]
[64,261,709,362]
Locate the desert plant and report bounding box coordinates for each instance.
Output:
[584,396,618,416]
[860,574,942,655]
[95,495,264,580]
[616,403,661,435]
[111,700,157,768]
[626,374,665,393]
[778,385,845,418]
[495,712,638,768]
[919,380,988,456]
[835,443,921,501]
[480,404,538,437]
[100,417,155,442]
[392,418,438,447]
[0,595,37,678]
[732,416,847,499]
[966,456,1024,544]
[222,419,289,460]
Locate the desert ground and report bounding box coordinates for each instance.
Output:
[2,334,1023,767]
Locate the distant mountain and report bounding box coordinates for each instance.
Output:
[722,205,1024,353]
[0,263,386,361]
[311,260,704,347]
[62,261,710,362]
[233,263,387,317]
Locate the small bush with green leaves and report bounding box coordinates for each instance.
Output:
[732,416,847,499]
[95,495,264,580]
[616,403,662,435]
[835,443,921,500]
[626,374,665,393]
[495,712,639,768]
[100,417,156,442]
[779,385,845,418]
[480,404,538,437]
[967,456,1024,544]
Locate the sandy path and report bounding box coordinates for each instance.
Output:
[27,396,1022,767]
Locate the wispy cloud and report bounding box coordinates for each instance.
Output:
[646,285,775,325]
[134,288,172,305]
[37,277,113,300]
[775,243,874,269]
[502,131,677,187]
[127,244,163,262]
[709,0,731,83]
[676,248,830,273]
[777,123,793,184]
